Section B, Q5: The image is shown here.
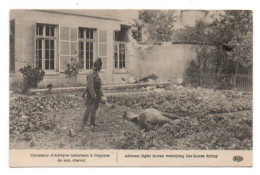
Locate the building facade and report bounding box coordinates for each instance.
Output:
[10,10,134,89]
[10,10,210,90]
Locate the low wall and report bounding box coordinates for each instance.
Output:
[9,71,130,91]
[27,82,171,94]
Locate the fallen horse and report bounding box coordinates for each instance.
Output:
[123,108,178,131]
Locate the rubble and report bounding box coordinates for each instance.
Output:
[135,74,158,83]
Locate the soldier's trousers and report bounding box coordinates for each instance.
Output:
[83,100,100,126]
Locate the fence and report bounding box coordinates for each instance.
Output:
[184,73,252,91]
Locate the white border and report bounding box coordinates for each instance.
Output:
[1,0,260,174]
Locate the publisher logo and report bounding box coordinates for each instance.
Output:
[233,156,244,162]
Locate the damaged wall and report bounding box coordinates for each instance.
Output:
[128,42,200,83]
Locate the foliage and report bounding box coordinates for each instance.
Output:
[178,11,253,76]
[47,84,53,93]
[9,87,252,150]
[9,94,81,141]
[47,84,53,90]
[64,58,79,81]
[107,87,252,117]
[110,87,252,150]
[132,10,177,43]
[19,64,45,92]
[116,111,252,150]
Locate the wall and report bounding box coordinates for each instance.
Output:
[9,10,204,89]
[128,43,200,82]
[9,10,129,90]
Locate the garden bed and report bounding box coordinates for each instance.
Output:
[9,86,252,150]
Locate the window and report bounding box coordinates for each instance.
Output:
[36,24,56,70]
[114,26,129,42]
[114,28,128,69]
[78,28,96,70]
[114,42,126,69]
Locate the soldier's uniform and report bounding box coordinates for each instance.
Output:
[83,70,103,127]
[82,58,103,131]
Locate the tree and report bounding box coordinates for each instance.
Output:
[179,10,253,76]
[132,10,177,43]
[209,11,253,74]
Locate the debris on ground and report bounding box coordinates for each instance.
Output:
[135,74,158,83]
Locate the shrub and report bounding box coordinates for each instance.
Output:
[47,84,53,92]
[64,58,79,85]
[19,64,45,92]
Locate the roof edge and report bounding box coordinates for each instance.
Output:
[34,10,122,22]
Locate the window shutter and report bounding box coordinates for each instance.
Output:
[98,30,107,70]
[101,57,107,70]
[60,27,70,40]
[125,46,129,70]
[10,20,15,72]
[59,26,78,72]
[60,41,70,55]
[70,27,78,56]
[33,23,37,68]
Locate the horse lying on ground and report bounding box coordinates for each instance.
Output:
[123,108,178,131]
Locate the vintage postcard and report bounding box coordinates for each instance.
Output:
[9,9,253,167]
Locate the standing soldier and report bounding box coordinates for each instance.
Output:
[81,58,103,132]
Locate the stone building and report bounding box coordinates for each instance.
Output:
[9,10,208,89]
[10,10,135,89]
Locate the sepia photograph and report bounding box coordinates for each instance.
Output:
[8,9,253,166]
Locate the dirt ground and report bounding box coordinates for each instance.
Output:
[10,104,139,149]
[9,87,252,150]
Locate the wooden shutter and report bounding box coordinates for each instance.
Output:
[59,26,78,72]
[33,23,37,68]
[98,30,107,70]
[125,44,130,70]
[70,27,78,56]
[10,20,15,72]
